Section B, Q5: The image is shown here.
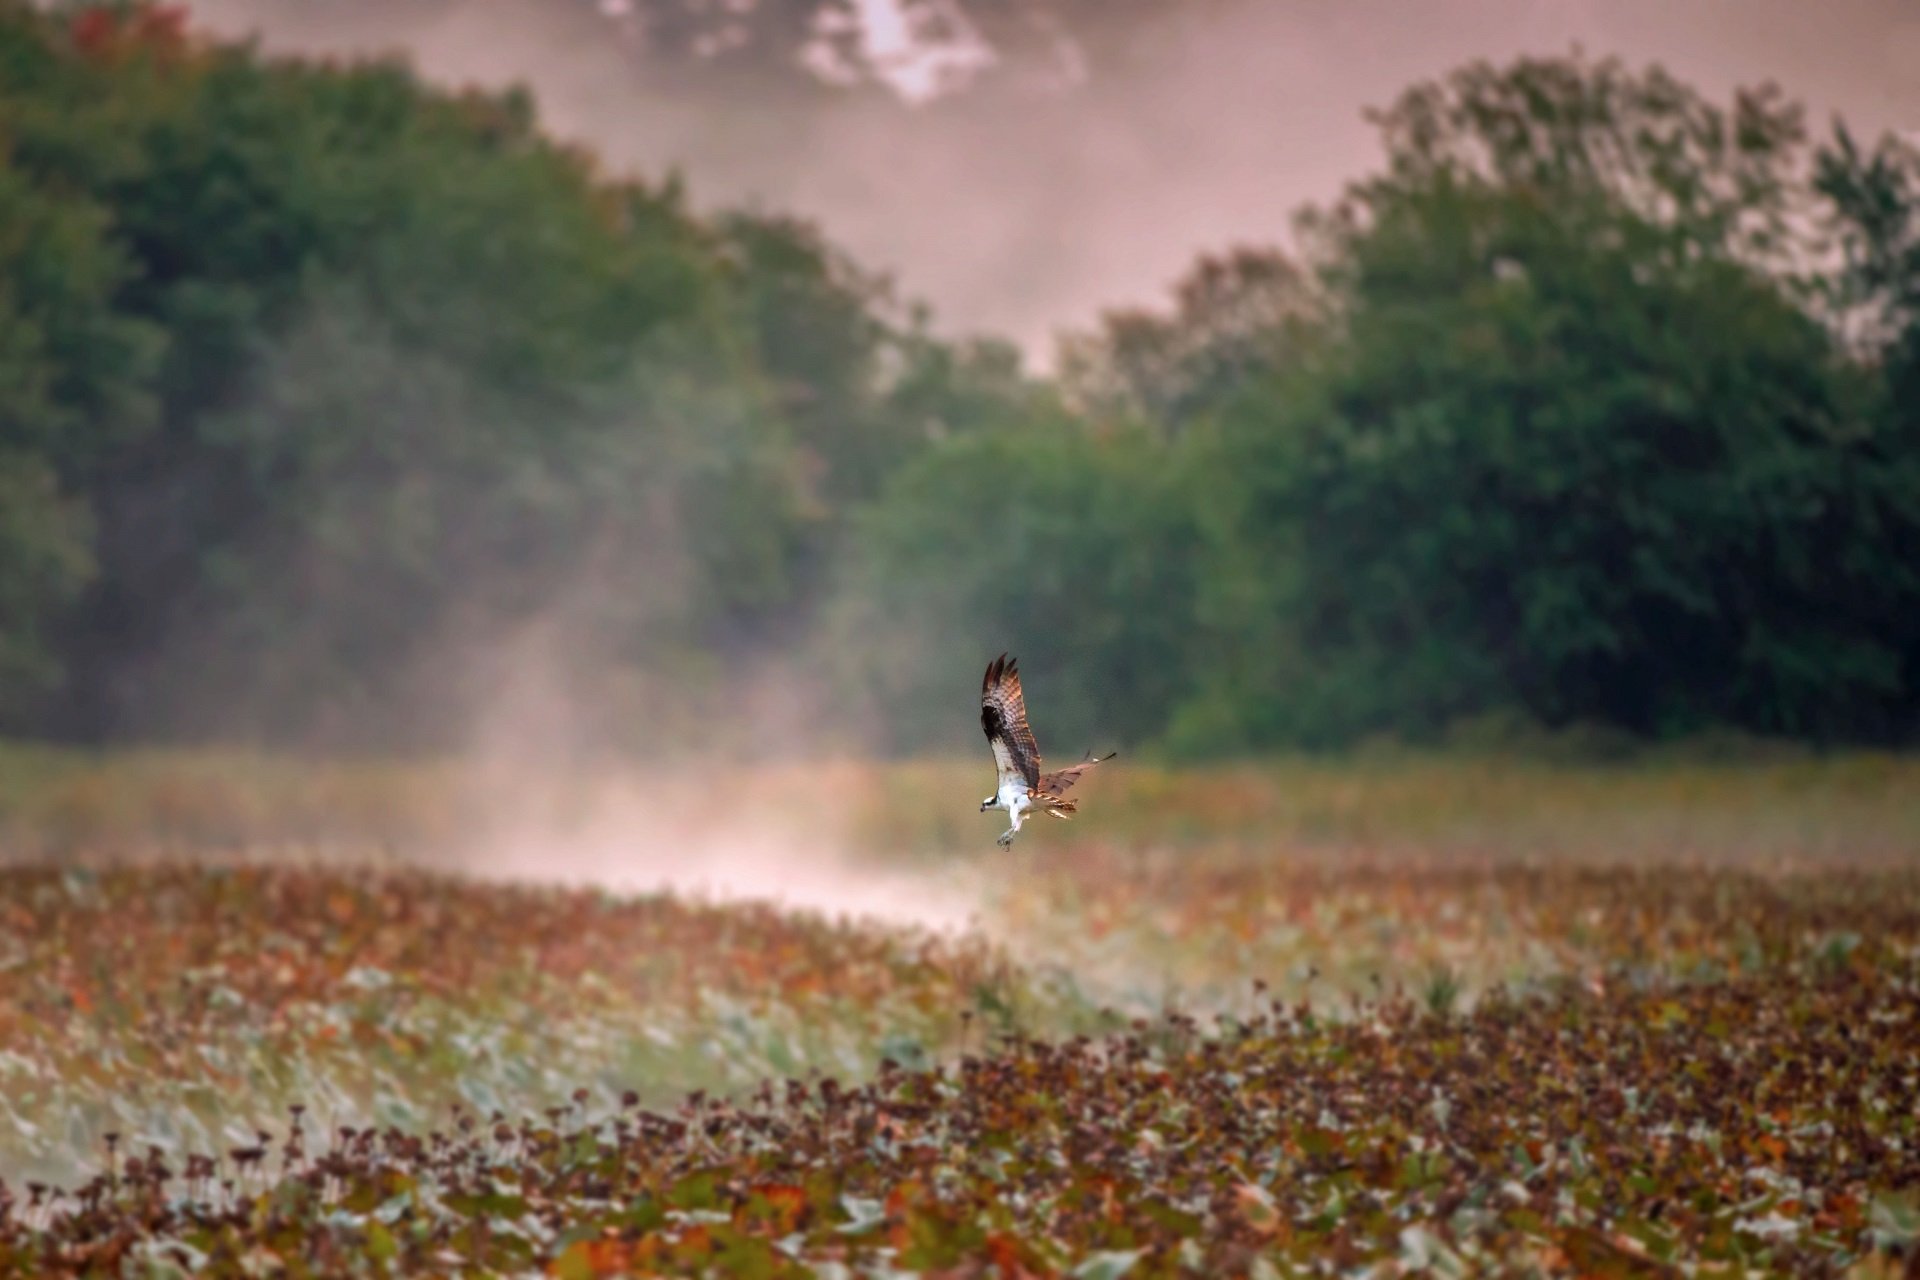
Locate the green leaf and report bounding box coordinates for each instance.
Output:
[1072,1249,1144,1280]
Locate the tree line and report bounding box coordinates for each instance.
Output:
[1,2,1915,755]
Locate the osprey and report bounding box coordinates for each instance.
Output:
[979,653,1116,848]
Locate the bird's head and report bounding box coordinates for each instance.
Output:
[979,795,996,812]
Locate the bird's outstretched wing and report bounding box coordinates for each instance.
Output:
[1037,751,1117,799]
[981,653,1041,790]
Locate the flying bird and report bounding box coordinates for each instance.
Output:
[979,653,1115,848]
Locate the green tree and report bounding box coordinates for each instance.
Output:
[97,69,811,742]
[0,88,161,719]
[1059,247,1327,435]
[716,211,910,509]
[823,419,1202,755]
[1814,126,1920,729]
[0,455,93,720]
[0,2,854,743]
[1178,54,1919,748]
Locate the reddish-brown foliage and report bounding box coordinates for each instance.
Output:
[65,3,187,61]
[0,863,1916,1275]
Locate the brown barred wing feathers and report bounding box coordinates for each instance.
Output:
[981,653,1042,790]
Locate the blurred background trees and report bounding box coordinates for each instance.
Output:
[1165,57,1920,749]
[0,2,1913,754]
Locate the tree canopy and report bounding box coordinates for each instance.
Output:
[0,11,1912,754]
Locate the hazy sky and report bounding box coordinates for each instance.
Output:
[182,0,1920,362]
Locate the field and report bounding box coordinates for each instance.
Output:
[1,747,1918,1276]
